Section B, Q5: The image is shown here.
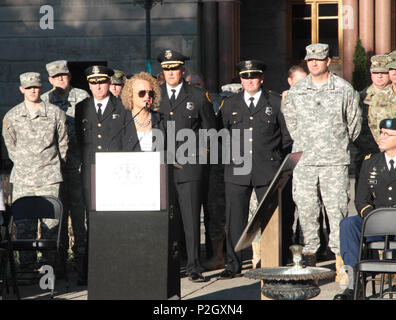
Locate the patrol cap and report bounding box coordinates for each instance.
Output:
[386,51,396,70]
[111,69,125,85]
[304,43,329,60]
[46,60,69,77]
[236,60,266,79]
[157,49,189,69]
[380,118,396,130]
[20,72,42,88]
[370,55,389,72]
[84,65,114,83]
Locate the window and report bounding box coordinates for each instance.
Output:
[288,0,342,64]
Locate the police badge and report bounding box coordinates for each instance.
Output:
[165,50,173,60]
[265,106,272,115]
[186,102,194,110]
[92,66,100,74]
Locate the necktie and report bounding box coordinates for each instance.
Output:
[390,160,396,177]
[170,89,176,105]
[249,97,255,109]
[97,103,102,119]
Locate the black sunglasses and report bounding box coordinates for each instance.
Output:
[137,90,155,98]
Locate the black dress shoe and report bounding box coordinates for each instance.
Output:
[333,288,354,300]
[188,272,206,283]
[218,269,242,280]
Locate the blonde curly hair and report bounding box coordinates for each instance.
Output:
[121,72,161,110]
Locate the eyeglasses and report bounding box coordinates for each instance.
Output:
[380,131,396,137]
[137,90,155,98]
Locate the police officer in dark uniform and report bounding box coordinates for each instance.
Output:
[334,118,396,300]
[219,60,292,278]
[157,49,217,282]
[74,65,126,285]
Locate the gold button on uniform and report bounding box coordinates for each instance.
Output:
[98,123,102,127]
[389,186,393,191]
[97,146,102,150]
[250,116,253,120]
[249,127,253,131]
[170,112,174,115]
[389,197,392,201]
[98,134,102,139]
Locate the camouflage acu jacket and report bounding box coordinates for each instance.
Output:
[368,84,396,144]
[282,72,361,165]
[41,87,89,169]
[2,101,68,186]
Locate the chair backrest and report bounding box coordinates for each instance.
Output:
[11,196,63,221]
[362,208,396,237]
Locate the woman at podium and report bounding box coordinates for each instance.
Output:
[119,72,165,151]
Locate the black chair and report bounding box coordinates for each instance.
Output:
[0,196,66,299]
[0,205,20,300]
[354,208,396,300]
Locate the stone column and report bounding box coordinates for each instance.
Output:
[218,1,240,87]
[342,0,358,83]
[202,2,219,92]
[359,0,374,57]
[375,0,392,54]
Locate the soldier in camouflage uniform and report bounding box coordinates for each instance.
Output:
[41,60,90,274]
[353,55,389,184]
[282,44,361,268]
[368,51,396,145]
[2,72,68,276]
[109,69,125,98]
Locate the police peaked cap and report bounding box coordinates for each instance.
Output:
[157,49,190,69]
[85,65,114,83]
[236,60,266,78]
[380,118,396,130]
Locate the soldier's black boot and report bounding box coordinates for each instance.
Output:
[334,265,356,300]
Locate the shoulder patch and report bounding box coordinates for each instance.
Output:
[364,154,371,160]
[205,91,212,103]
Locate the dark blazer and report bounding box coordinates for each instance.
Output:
[159,81,217,183]
[120,110,166,152]
[75,94,127,166]
[355,152,396,217]
[220,89,292,186]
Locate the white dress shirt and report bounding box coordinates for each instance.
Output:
[166,82,183,100]
[244,89,262,108]
[385,153,396,171]
[94,96,110,114]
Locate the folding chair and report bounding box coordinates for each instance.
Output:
[0,205,20,299]
[0,196,66,299]
[354,208,396,300]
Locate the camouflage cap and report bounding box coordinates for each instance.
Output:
[20,72,42,88]
[304,43,329,60]
[111,69,125,85]
[370,55,389,72]
[386,51,396,70]
[46,60,69,77]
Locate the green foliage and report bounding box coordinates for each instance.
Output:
[352,38,369,91]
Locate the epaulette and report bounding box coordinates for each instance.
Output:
[364,154,371,160]
[268,89,281,97]
[205,91,212,103]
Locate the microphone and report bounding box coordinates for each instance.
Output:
[144,101,151,112]
[106,105,149,151]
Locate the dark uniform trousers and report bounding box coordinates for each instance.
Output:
[75,95,126,280]
[340,152,396,267]
[220,90,292,273]
[159,81,217,274]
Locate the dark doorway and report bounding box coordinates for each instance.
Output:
[68,61,107,95]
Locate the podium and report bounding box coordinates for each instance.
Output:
[87,152,180,300]
[235,152,302,267]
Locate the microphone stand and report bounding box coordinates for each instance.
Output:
[106,102,151,151]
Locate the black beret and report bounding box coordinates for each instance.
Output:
[84,65,114,83]
[157,49,189,69]
[380,118,396,130]
[236,60,266,78]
